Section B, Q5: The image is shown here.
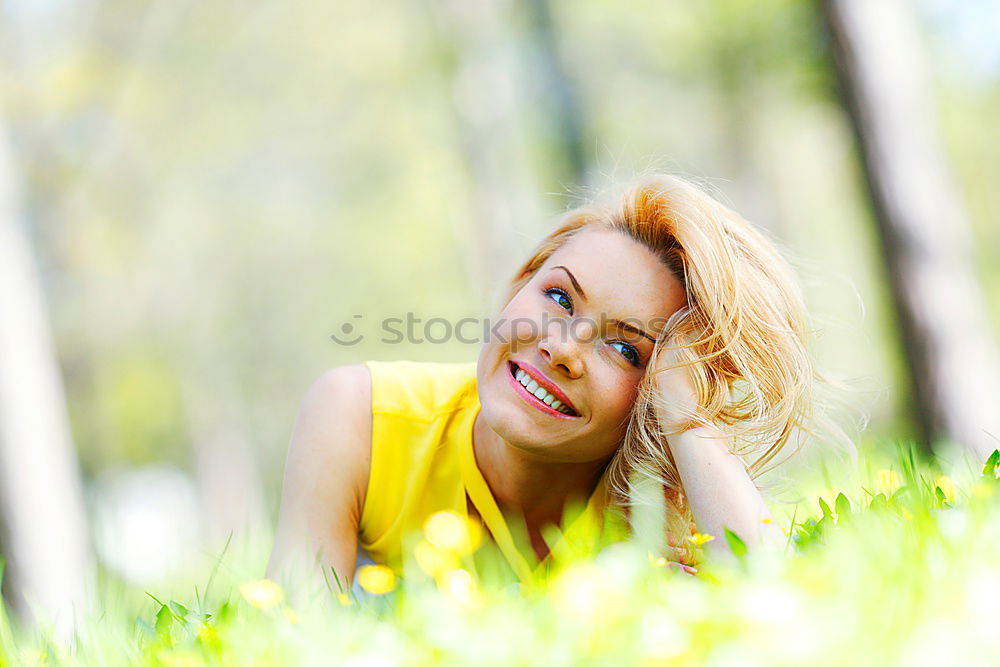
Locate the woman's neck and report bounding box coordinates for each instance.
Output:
[471,413,609,529]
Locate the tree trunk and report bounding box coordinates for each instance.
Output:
[822,0,1000,459]
[0,127,91,631]
[524,0,588,186]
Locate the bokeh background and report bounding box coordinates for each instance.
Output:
[0,0,998,616]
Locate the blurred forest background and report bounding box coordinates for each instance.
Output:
[0,0,998,625]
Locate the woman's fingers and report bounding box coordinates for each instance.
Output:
[665,560,699,576]
[671,545,696,565]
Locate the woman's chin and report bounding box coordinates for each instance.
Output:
[480,398,528,435]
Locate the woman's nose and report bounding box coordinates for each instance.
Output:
[538,318,590,378]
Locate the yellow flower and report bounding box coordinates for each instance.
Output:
[197,623,220,648]
[648,551,668,568]
[552,564,623,621]
[337,592,353,606]
[415,539,458,577]
[440,568,477,606]
[876,469,902,494]
[239,579,284,610]
[688,533,715,547]
[424,510,483,554]
[357,564,396,595]
[761,517,774,525]
[935,475,956,503]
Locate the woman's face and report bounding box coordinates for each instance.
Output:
[476,227,689,463]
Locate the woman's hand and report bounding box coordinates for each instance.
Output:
[651,338,702,434]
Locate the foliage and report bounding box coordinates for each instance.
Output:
[3,445,1000,665]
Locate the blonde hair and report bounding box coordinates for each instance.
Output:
[505,174,840,545]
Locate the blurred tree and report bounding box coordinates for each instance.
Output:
[524,0,588,185]
[0,126,91,629]
[646,0,832,230]
[822,0,1000,459]
[178,345,268,545]
[426,0,546,297]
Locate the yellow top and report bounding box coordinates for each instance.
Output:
[359,360,626,583]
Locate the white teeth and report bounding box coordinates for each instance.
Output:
[513,365,574,415]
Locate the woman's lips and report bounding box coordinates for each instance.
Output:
[506,361,580,419]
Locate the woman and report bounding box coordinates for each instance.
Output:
[267,174,822,590]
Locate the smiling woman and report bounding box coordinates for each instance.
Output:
[267,174,832,590]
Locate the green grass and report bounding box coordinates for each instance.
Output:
[3,443,1000,666]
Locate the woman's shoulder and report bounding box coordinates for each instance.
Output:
[290,365,374,484]
[363,359,478,421]
[296,365,373,449]
[305,364,372,413]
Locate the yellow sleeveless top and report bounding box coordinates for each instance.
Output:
[359,360,626,583]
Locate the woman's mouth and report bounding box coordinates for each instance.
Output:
[506,361,580,418]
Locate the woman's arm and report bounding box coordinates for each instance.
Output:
[668,424,785,557]
[654,345,785,558]
[266,365,372,595]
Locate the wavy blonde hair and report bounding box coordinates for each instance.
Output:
[504,174,839,545]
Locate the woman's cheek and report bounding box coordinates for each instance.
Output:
[499,302,541,347]
[489,307,514,350]
[609,375,641,418]
[511,317,540,346]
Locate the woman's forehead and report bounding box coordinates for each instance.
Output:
[541,228,687,322]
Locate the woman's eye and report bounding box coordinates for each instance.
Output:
[544,288,573,314]
[610,341,641,366]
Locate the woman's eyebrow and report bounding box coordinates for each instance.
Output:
[610,319,656,344]
[552,265,656,343]
[552,265,588,301]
